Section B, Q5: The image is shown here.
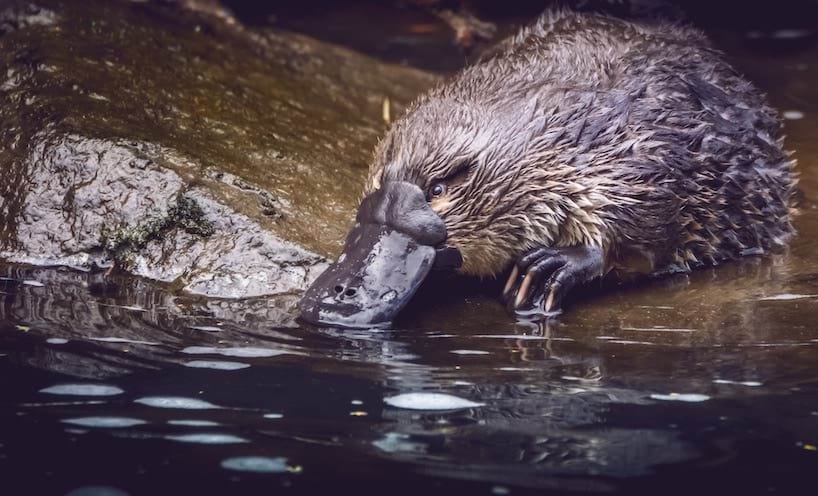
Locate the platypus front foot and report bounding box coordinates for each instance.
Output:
[502,245,605,315]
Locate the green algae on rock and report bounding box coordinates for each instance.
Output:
[101,194,216,266]
[0,0,435,297]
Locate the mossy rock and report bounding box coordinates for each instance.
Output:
[0,0,436,297]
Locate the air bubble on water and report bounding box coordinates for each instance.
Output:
[61,417,147,428]
[562,375,601,383]
[372,432,426,454]
[384,393,484,410]
[40,384,123,396]
[165,433,248,444]
[221,456,291,473]
[650,393,710,402]
[783,110,805,120]
[758,293,816,301]
[47,338,69,344]
[713,379,763,387]
[168,420,222,427]
[134,396,223,409]
[263,413,284,419]
[181,346,291,358]
[183,360,250,371]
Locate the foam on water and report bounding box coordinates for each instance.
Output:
[181,346,291,358]
[165,433,248,444]
[183,360,250,370]
[384,393,484,410]
[134,396,223,409]
[713,379,763,387]
[167,420,222,427]
[372,432,426,454]
[221,456,290,473]
[758,293,817,301]
[40,384,124,396]
[61,417,147,428]
[783,110,805,120]
[650,393,711,402]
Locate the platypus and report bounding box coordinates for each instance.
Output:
[300,8,796,327]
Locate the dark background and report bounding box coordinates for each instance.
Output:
[221,0,818,72]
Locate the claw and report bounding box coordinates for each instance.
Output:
[514,271,535,309]
[544,282,560,313]
[503,265,519,299]
[502,245,605,316]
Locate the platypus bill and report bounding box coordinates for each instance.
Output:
[299,8,796,328]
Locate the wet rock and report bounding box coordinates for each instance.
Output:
[0,0,435,297]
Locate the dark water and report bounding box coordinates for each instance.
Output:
[3,5,818,496]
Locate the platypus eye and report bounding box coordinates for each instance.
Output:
[429,183,446,199]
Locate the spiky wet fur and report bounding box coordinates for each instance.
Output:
[365,8,796,278]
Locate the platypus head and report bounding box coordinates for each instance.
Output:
[299,180,461,328]
[300,55,610,327]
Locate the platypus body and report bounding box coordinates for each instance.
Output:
[300,8,796,327]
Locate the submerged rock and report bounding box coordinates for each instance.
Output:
[0,0,434,297]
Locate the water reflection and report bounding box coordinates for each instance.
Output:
[3,257,818,491]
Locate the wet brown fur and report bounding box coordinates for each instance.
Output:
[365,8,796,279]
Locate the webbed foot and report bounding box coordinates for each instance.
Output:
[502,245,605,315]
